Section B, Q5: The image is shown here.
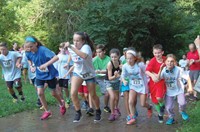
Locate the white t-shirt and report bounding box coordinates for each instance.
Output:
[0,51,22,81]
[69,44,95,80]
[179,59,187,68]
[56,53,70,79]
[160,66,188,96]
[121,62,148,94]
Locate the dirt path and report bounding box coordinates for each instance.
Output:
[0,97,181,132]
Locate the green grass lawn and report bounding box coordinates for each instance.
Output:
[178,101,200,132]
[0,71,102,118]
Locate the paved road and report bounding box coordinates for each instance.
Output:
[0,97,181,132]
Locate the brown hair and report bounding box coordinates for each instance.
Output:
[96,44,106,51]
[0,42,7,48]
[74,32,95,52]
[166,54,176,60]
[153,44,163,51]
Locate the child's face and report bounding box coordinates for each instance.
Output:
[59,47,66,53]
[73,34,85,50]
[153,49,163,60]
[0,46,8,55]
[96,49,105,59]
[165,57,175,70]
[110,53,119,63]
[126,53,136,65]
[25,42,37,53]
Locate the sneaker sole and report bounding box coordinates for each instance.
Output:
[94,118,102,123]
[158,120,164,124]
[41,115,52,120]
[73,116,83,123]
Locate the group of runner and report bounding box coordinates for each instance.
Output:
[0,32,199,125]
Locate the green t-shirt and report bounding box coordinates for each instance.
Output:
[93,55,110,70]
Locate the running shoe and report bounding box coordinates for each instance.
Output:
[20,96,25,102]
[104,106,111,113]
[86,108,94,116]
[126,115,136,125]
[40,111,52,120]
[108,114,115,121]
[181,112,189,121]
[40,106,44,110]
[73,112,82,123]
[36,98,42,107]
[94,109,101,122]
[12,98,18,103]
[126,115,131,121]
[158,114,164,123]
[114,108,121,116]
[60,100,66,115]
[166,118,175,125]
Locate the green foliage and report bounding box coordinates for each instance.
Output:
[0,0,200,57]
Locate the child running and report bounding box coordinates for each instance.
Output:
[105,48,121,121]
[146,44,166,123]
[158,54,192,125]
[93,44,111,113]
[55,43,71,106]
[64,32,101,123]
[121,49,152,125]
[25,36,66,120]
[0,42,25,103]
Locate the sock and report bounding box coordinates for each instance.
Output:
[12,93,18,99]
[155,104,161,114]
[159,102,164,107]
[19,91,23,96]
[76,110,81,114]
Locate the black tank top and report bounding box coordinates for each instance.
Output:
[105,60,121,80]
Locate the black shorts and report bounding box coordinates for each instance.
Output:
[6,78,22,88]
[58,79,69,88]
[36,78,57,89]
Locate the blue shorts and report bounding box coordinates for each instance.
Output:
[120,82,130,92]
[72,72,96,83]
[36,78,57,89]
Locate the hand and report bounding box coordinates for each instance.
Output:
[64,42,71,48]
[16,63,22,69]
[123,80,128,86]
[189,59,195,65]
[152,74,159,83]
[114,71,120,78]
[39,64,48,71]
[96,70,100,74]
[63,63,69,69]
[160,63,165,70]
[30,66,36,73]
[194,35,200,49]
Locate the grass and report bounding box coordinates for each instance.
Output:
[0,71,102,118]
[178,101,200,132]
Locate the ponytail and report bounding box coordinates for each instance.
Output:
[74,32,95,52]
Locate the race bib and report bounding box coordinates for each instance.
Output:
[166,82,176,89]
[131,78,143,87]
[3,60,12,68]
[80,72,93,80]
[37,67,49,72]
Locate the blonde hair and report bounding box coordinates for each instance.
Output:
[166,54,176,61]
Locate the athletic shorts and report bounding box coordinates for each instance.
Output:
[58,79,69,88]
[6,78,22,89]
[149,80,166,104]
[78,85,89,94]
[189,70,200,81]
[120,82,130,92]
[36,78,57,89]
[72,72,96,83]
[105,80,120,91]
